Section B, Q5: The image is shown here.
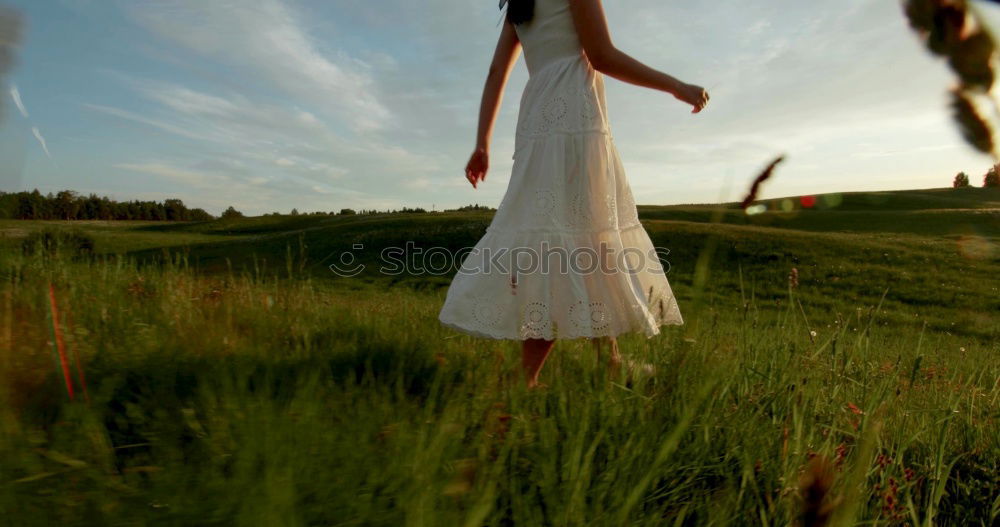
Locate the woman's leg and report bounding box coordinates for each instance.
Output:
[592,337,622,374]
[521,338,556,388]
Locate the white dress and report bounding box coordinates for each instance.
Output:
[438,0,684,340]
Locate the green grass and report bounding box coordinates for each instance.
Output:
[0,187,998,525]
[638,187,1000,237]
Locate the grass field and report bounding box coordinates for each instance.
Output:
[0,187,998,525]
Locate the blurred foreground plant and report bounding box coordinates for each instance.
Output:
[0,7,23,121]
[904,0,1000,159]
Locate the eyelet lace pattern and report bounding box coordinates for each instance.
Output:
[619,185,640,226]
[534,189,556,217]
[471,296,505,328]
[517,85,607,139]
[520,301,552,338]
[569,300,611,333]
[516,187,639,232]
[567,193,592,227]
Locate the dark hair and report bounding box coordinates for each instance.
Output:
[505,0,535,25]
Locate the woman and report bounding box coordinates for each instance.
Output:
[438,0,708,388]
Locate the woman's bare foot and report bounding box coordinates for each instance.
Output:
[525,379,549,390]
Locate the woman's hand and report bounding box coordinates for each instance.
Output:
[465,148,489,189]
[675,83,710,113]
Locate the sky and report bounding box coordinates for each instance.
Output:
[0,0,997,216]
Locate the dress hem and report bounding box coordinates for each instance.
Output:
[485,220,645,236]
[438,316,684,342]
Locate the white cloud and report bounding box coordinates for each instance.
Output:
[113,159,387,213]
[114,162,213,187]
[127,0,391,132]
[31,126,51,159]
[90,77,441,176]
[9,84,27,118]
[404,176,431,190]
[9,84,53,161]
[84,102,209,141]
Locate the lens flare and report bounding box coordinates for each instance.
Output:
[821,193,843,208]
[956,234,996,260]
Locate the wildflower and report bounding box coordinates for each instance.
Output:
[788,267,799,288]
[834,443,848,466]
[881,477,901,518]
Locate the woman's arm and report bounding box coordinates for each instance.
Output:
[568,0,709,113]
[466,20,522,189]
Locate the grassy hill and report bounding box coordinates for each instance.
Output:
[637,186,1000,237]
[2,187,998,341]
[1,187,998,524]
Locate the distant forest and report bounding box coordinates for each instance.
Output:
[0,189,496,221]
[0,190,214,221]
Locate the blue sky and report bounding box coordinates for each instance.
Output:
[0,0,995,215]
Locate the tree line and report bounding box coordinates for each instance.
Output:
[255,204,496,217]
[953,164,1000,188]
[0,190,214,221]
[0,189,498,221]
